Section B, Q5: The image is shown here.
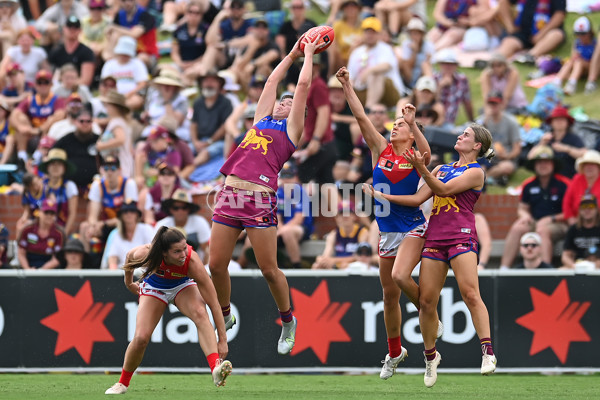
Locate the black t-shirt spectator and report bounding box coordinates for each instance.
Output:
[550,132,585,178]
[563,224,600,260]
[191,95,233,140]
[278,19,316,53]
[48,43,95,73]
[253,39,281,70]
[174,22,210,61]
[54,132,100,189]
[520,174,569,220]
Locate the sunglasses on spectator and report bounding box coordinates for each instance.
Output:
[187,9,201,14]
[369,110,387,114]
[43,210,56,215]
[580,203,597,210]
[36,80,51,85]
[90,7,104,11]
[171,205,188,211]
[0,3,13,8]
[291,4,304,8]
[103,165,119,171]
[159,169,175,176]
[521,243,539,249]
[78,118,92,124]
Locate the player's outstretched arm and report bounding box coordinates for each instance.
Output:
[364,182,433,207]
[336,67,387,157]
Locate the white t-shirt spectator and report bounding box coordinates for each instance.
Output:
[347,41,405,96]
[106,223,155,268]
[98,117,134,178]
[6,45,48,83]
[100,58,149,95]
[154,214,211,247]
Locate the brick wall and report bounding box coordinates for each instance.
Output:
[0,193,520,241]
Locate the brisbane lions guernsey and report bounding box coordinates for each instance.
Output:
[373,143,426,232]
[145,245,193,289]
[220,116,296,192]
[426,162,481,242]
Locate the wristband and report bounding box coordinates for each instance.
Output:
[311,137,322,143]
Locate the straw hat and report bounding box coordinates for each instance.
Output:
[39,148,76,175]
[152,69,184,88]
[575,150,600,173]
[525,145,561,171]
[161,189,200,215]
[99,90,129,111]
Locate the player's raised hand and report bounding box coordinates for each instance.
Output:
[302,33,322,55]
[289,34,305,60]
[402,103,416,125]
[336,67,350,85]
[403,148,428,171]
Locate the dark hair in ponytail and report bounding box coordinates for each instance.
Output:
[123,227,186,281]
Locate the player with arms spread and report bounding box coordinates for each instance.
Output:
[105,227,231,395]
[209,33,326,355]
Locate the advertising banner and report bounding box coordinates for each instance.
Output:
[0,271,598,370]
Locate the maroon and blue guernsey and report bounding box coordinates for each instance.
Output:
[426,162,482,242]
[220,116,297,192]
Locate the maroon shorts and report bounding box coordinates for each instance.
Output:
[421,237,479,265]
[212,185,278,229]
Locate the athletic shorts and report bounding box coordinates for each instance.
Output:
[378,221,428,258]
[140,279,197,305]
[421,237,479,265]
[212,185,278,229]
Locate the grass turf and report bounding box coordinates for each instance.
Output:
[0,373,597,400]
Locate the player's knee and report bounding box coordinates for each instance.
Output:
[419,295,437,314]
[260,267,279,283]
[132,332,152,348]
[461,289,481,308]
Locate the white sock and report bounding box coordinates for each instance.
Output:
[17,151,28,161]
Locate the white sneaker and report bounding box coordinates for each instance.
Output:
[585,81,598,95]
[436,320,444,340]
[105,382,127,395]
[563,80,576,96]
[424,351,442,388]
[379,347,408,379]
[481,354,497,375]
[224,314,236,331]
[277,317,297,355]
[212,359,232,387]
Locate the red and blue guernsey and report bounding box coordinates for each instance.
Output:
[373,143,426,232]
[220,116,296,192]
[426,162,482,242]
[145,244,193,289]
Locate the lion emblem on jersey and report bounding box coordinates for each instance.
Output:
[239,128,273,155]
[431,195,460,215]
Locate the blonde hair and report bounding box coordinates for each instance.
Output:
[470,124,495,160]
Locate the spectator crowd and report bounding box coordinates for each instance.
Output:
[0,0,599,271]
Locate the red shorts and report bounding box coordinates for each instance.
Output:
[212,185,278,229]
[421,237,479,265]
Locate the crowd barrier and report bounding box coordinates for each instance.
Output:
[0,269,598,373]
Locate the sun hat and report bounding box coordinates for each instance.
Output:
[415,75,437,92]
[406,17,426,32]
[114,36,137,57]
[99,90,129,112]
[434,48,458,64]
[361,17,382,32]
[161,188,200,215]
[574,16,591,33]
[152,69,184,88]
[218,70,241,92]
[575,150,600,173]
[579,193,598,208]
[545,106,574,125]
[39,148,76,175]
[525,145,561,171]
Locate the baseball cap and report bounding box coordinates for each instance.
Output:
[40,199,58,213]
[580,194,598,207]
[434,48,458,64]
[148,126,171,141]
[355,242,373,256]
[230,0,244,8]
[89,0,106,8]
[406,17,426,32]
[574,16,591,34]
[6,62,22,75]
[39,136,56,149]
[361,17,382,33]
[243,103,257,119]
[250,74,267,87]
[65,15,81,29]
[279,161,297,179]
[35,70,53,81]
[101,155,120,167]
[520,232,542,246]
[487,91,503,104]
[415,76,437,92]
[254,19,268,28]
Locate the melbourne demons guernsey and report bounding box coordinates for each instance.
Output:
[145,244,193,289]
[373,143,426,232]
[426,162,481,242]
[220,116,296,192]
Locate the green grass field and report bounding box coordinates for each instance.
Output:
[0,373,598,400]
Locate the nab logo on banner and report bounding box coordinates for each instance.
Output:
[516,279,591,364]
[276,281,351,363]
[40,281,115,364]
